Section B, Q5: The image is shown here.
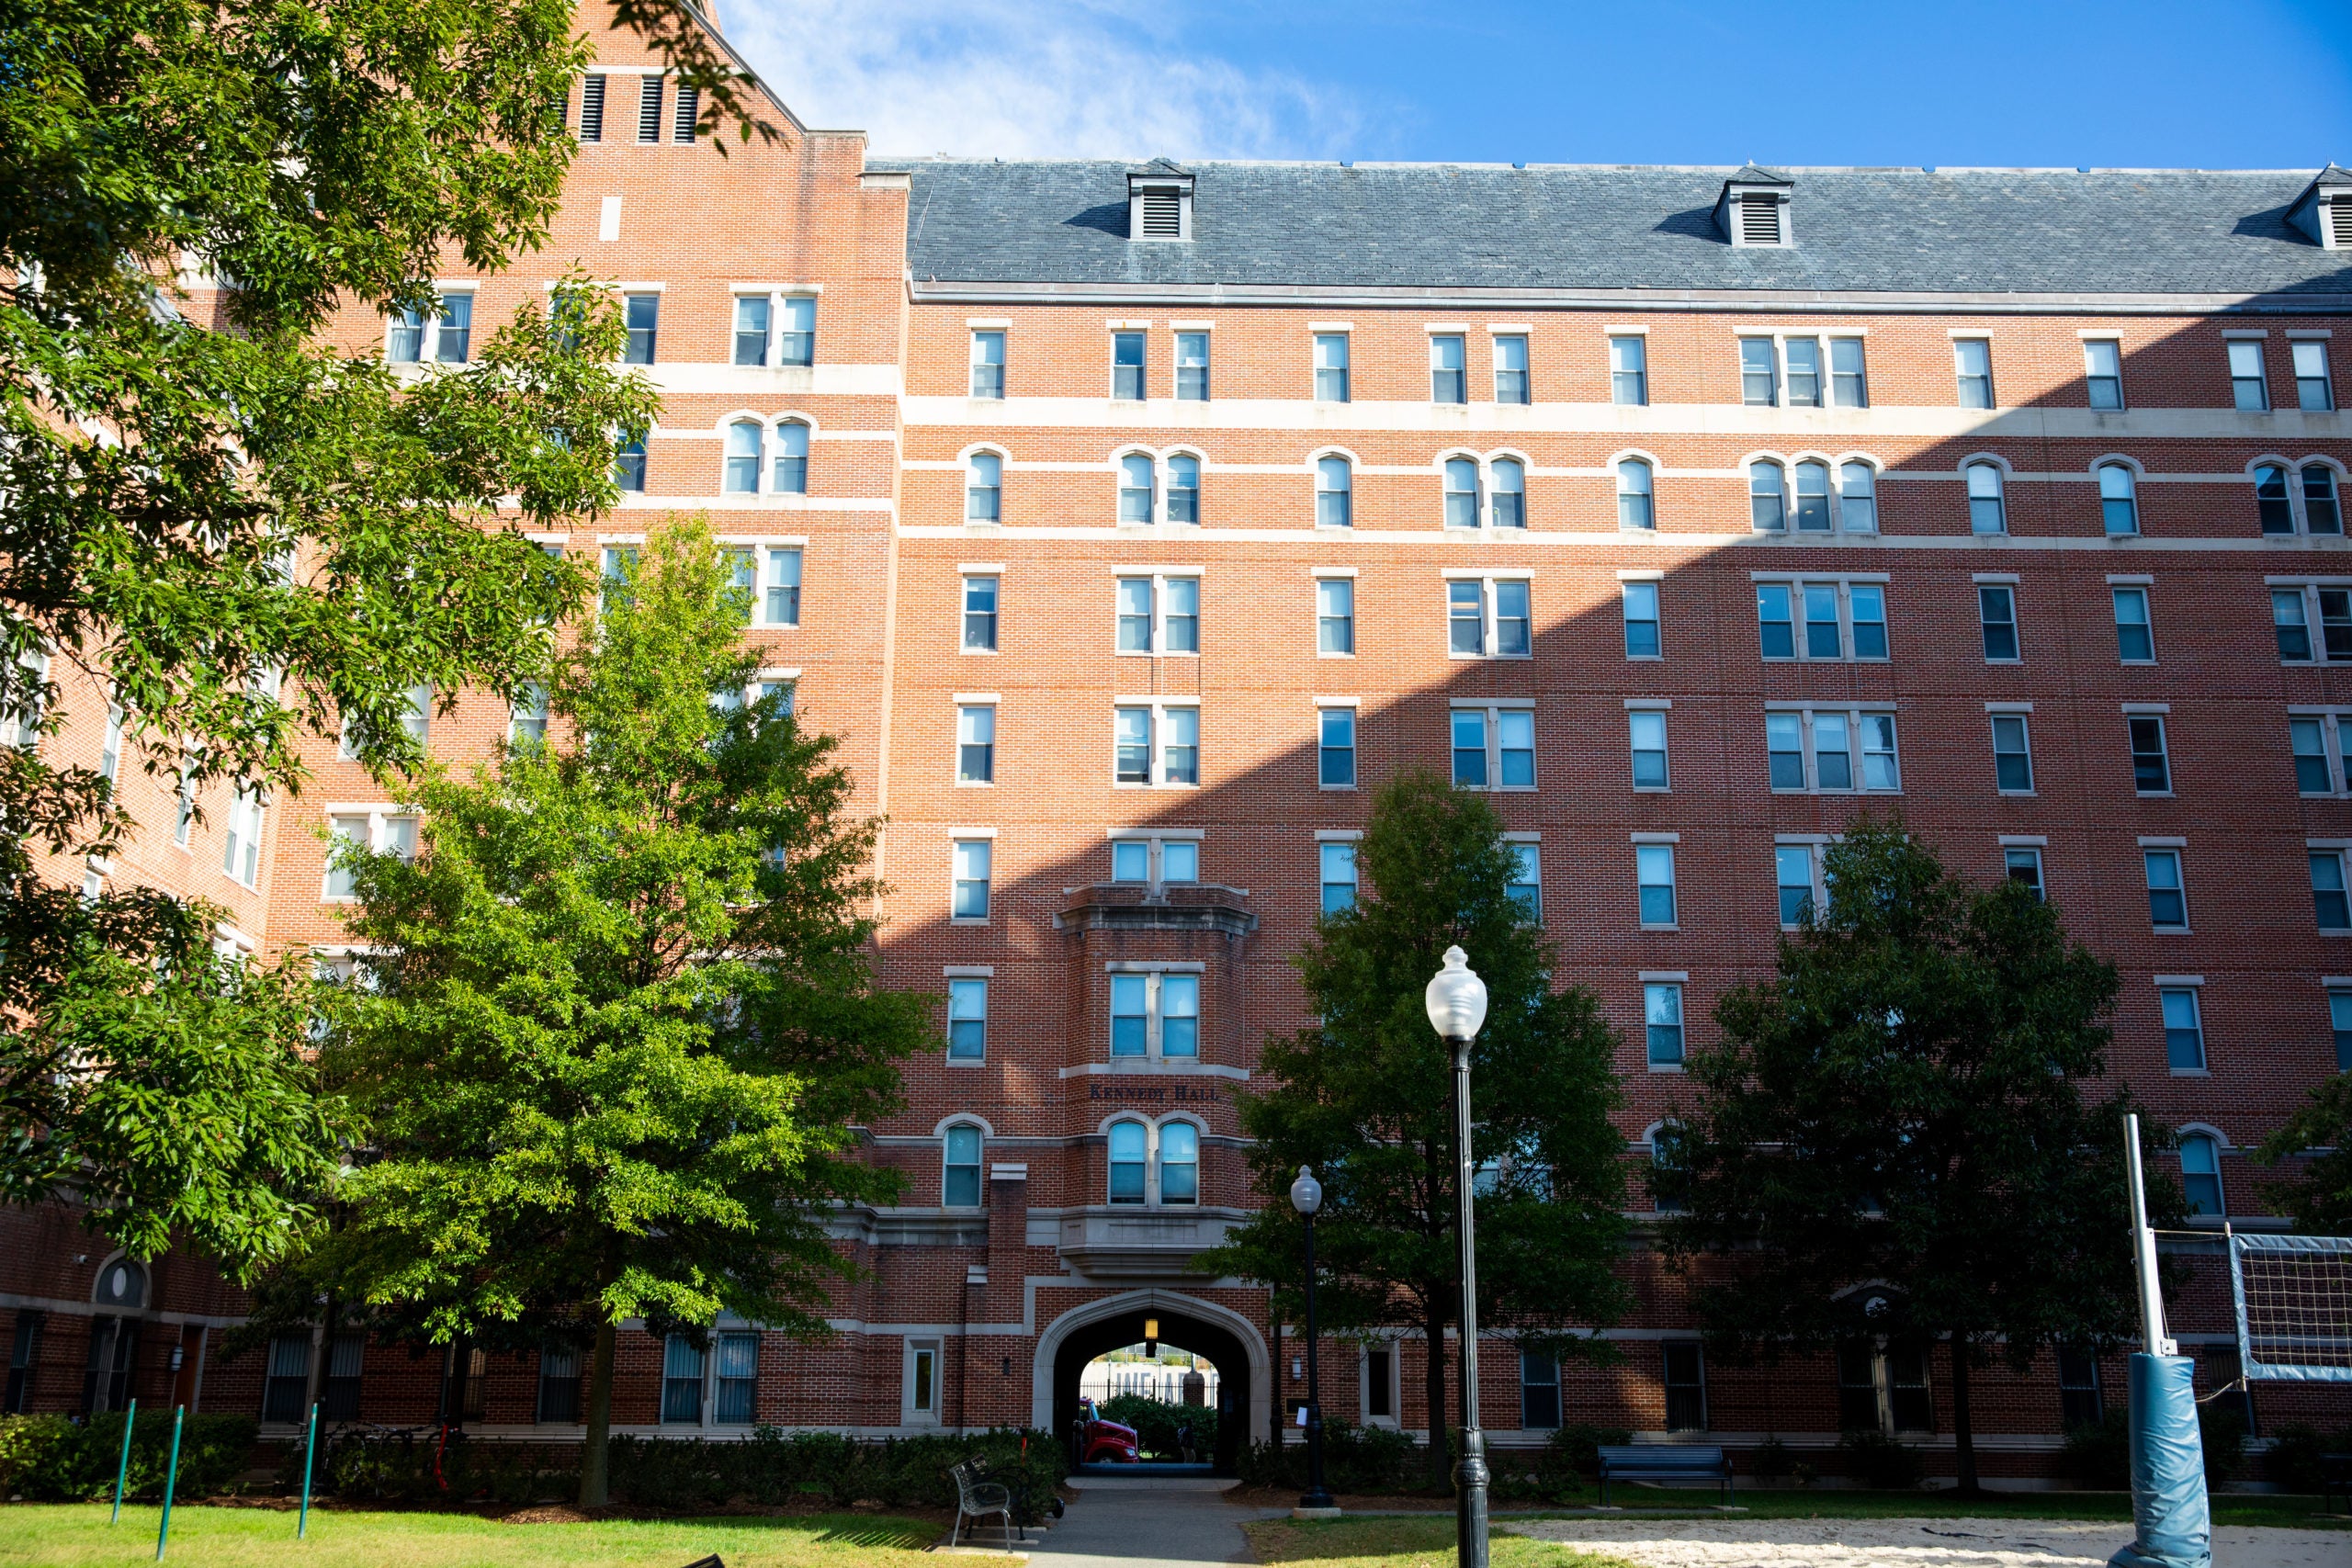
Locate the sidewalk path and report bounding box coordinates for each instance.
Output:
[1023,1476,1276,1568]
[1510,1515,2352,1567]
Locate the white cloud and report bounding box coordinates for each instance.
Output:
[715,0,1364,160]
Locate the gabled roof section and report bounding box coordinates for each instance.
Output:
[1130,157,1191,178]
[871,161,2352,299]
[1723,164,1793,187]
[2288,164,2352,248]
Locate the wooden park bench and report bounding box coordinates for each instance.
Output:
[1596,1444,1735,1507]
[948,1457,1017,1551]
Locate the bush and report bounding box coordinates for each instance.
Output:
[2059,1409,2131,1491]
[1238,1419,1426,1495]
[1837,1429,1923,1490]
[1547,1423,1634,1479]
[1750,1438,1793,1483]
[0,1413,258,1502]
[1096,1394,1218,1461]
[2264,1422,2352,1495]
[2199,1404,2247,1489]
[282,1429,575,1506]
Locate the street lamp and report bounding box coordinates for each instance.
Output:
[1289,1165,1338,1517]
[1424,946,1490,1568]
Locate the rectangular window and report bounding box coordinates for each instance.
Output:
[2314,851,2352,931]
[1365,1346,1395,1421]
[1110,971,1199,1059]
[1430,333,1466,403]
[1783,337,1822,407]
[430,293,473,364]
[319,1332,364,1422]
[1163,578,1199,653]
[2293,717,2336,794]
[1888,1344,1934,1434]
[1645,982,1685,1066]
[962,576,999,650]
[1112,332,1146,400]
[1161,973,1199,1056]
[2130,716,2171,795]
[1493,334,1529,404]
[1318,708,1357,788]
[1777,844,1823,927]
[2162,987,2206,1072]
[1759,581,1885,662]
[577,73,605,141]
[322,811,415,899]
[1113,704,1199,786]
[1320,841,1358,916]
[2085,340,2124,409]
[2113,587,2154,663]
[1520,1352,1561,1430]
[956,705,995,784]
[909,1344,938,1418]
[1623,581,1660,658]
[1768,709,1894,795]
[537,1343,580,1424]
[222,785,264,887]
[1610,335,1647,405]
[1452,709,1487,787]
[1175,332,1209,400]
[1448,578,1531,659]
[948,977,988,1061]
[1757,583,1794,659]
[1991,714,2034,794]
[1117,577,1154,652]
[99,703,122,785]
[1495,581,1530,655]
[2057,1346,2102,1431]
[635,75,663,141]
[712,1332,756,1426]
[623,293,658,365]
[615,439,646,491]
[2229,339,2268,412]
[1636,844,1677,927]
[1979,586,2019,661]
[1849,584,1887,659]
[733,296,770,366]
[1317,578,1354,655]
[1629,709,1669,790]
[1739,338,1777,405]
[173,767,196,848]
[263,1334,309,1423]
[1111,975,1148,1056]
[1452,709,1537,790]
[775,296,814,367]
[2144,849,2188,930]
[1314,333,1350,402]
[1830,337,1868,407]
[725,547,757,625]
[2275,585,2352,662]
[1508,842,1542,919]
[662,1335,705,1425]
[2332,990,2352,1072]
[970,330,1005,398]
[1804,584,1841,657]
[2295,340,2335,412]
[764,547,801,626]
[1954,338,1995,408]
[951,839,991,920]
[1663,1342,1708,1432]
[2006,846,2045,901]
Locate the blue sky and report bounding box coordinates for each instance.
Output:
[724,0,2352,167]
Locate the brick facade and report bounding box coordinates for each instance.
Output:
[11,6,2352,1484]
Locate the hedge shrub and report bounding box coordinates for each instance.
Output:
[0,1413,258,1502]
[1095,1394,1217,1460]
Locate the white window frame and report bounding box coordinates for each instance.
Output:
[2271,580,2352,663]
[2128,711,2173,797]
[1113,570,1203,657]
[2160,981,2209,1077]
[1977,581,2021,664]
[2228,338,2269,412]
[724,288,815,369]
[339,682,431,760]
[2004,842,2046,901]
[1173,329,1211,401]
[1989,707,2036,795]
[1314,454,1353,528]
[1507,835,1543,922]
[1635,840,1678,931]
[1112,699,1202,788]
[383,285,477,367]
[945,980,989,1066]
[1315,571,1356,658]
[1609,333,1648,406]
[222,784,266,888]
[1444,573,1533,660]
[1775,839,1832,930]
[949,835,993,924]
[508,682,549,748]
[2292,338,2336,412]
[961,572,1000,652]
[2084,338,2126,410]
[1360,1338,1403,1428]
[2310,843,2351,933]
[903,1337,943,1426]
[1628,704,1671,792]
[1317,705,1358,791]
[1492,333,1530,405]
[1429,332,1467,404]
[1106,967,1206,1065]
[1107,829,1204,891]
[1765,706,1902,795]
[1954,337,1996,408]
[1644,978,1687,1071]
[1621,576,1662,658]
[2143,843,2189,932]
[955,702,996,787]
[1318,834,1360,915]
[1116,451,1159,525]
[1449,700,1538,793]
[2111,582,2156,664]
[969,329,1007,399]
[322,807,420,901]
[2256,461,2348,537]
[2290,708,2352,796]
[1312,331,1351,403]
[1753,576,1891,663]
[966,450,1004,524]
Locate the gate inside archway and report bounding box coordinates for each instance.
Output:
[1050,1303,1255,1476]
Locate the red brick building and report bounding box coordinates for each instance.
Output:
[10,9,2352,1484]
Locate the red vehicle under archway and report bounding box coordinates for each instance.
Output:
[1073,1398,1139,1464]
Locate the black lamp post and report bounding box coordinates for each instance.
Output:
[1424,946,1490,1568]
[1289,1165,1339,1516]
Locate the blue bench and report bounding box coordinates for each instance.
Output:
[1596,1444,1734,1507]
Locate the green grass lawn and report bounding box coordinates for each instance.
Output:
[1246,1517,1638,1568]
[0,1506,938,1568]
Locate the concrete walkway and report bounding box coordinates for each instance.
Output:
[1019,1475,1274,1568]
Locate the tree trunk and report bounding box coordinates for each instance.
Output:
[1422,1296,1450,1492]
[1949,1336,1980,1496]
[577,1317,616,1509]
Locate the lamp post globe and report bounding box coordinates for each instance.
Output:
[1290,1166,1338,1517]
[1428,946,1490,1568]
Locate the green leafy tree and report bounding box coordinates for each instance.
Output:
[2255,1080,2352,1234]
[307,518,931,1507]
[1198,772,1628,1489]
[1657,819,2177,1495]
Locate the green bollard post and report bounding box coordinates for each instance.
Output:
[109,1398,137,1525]
[298,1403,318,1540]
[154,1405,184,1562]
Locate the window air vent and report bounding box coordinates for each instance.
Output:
[1139,189,1183,238]
[636,76,662,143]
[673,84,699,143]
[1125,163,1194,243]
[578,74,605,142]
[2334,198,2352,249]
[1741,195,1783,246]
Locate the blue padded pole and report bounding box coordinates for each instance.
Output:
[2107,1353,2210,1568]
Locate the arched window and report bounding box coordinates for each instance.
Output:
[1167,455,1201,525]
[1489,459,1525,529]
[1443,457,1481,529]
[1316,457,1352,528]
[943,1123,982,1207]
[2098,464,2138,536]
[2256,464,2294,533]
[1792,460,1831,532]
[723,420,763,493]
[2305,465,2343,536]
[1617,459,1655,530]
[1748,461,1785,531]
[967,453,1001,522]
[1965,462,2006,535]
[773,421,809,494]
[1838,462,1877,532]
[2179,1134,2222,1217]
[93,1257,147,1311]
[1108,1121,1148,1204]
[1119,454,1156,524]
[1159,1122,1200,1205]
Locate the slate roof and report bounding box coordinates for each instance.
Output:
[876,161,2352,298]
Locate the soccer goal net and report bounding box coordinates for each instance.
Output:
[2231,1233,2352,1382]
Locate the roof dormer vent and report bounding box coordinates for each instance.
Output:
[2288,164,2352,250]
[1128,161,1193,243]
[1715,164,1794,248]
